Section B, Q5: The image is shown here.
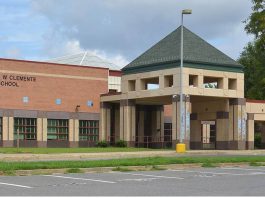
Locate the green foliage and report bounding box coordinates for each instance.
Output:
[96,140,108,148]
[239,42,265,100]
[249,162,264,166]
[245,0,265,51]
[239,0,265,100]
[115,140,127,147]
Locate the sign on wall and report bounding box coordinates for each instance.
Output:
[0,74,36,87]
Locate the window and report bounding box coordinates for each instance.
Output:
[87,100,93,107]
[189,75,198,87]
[0,118,2,140]
[128,80,136,91]
[164,75,173,87]
[14,118,37,140]
[79,120,99,142]
[55,98,62,105]
[140,77,159,90]
[228,78,237,90]
[203,76,223,89]
[47,119,68,140]
[23,96,29,103]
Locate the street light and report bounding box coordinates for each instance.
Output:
[177,9,192,153]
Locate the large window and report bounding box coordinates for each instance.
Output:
[14,118,37,140]
[0,118,2,140]
[79,120,99,142]
[47,119,69,140]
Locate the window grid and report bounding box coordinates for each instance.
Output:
[0,118,2,140]
[79,120,99,142]
[14,118,37,140]
[47,119,69,140]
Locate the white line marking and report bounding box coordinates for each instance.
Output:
[221,167,265,172]
[118,178,158,182]
[0,182,32,189]
[111,172,184,179]
[167,169,251,176]
[43,175,116,184]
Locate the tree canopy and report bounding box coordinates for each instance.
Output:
[238,0,265,99]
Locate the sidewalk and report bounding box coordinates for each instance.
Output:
[0,150,264,162]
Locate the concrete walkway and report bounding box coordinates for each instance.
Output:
[0,150,265,162]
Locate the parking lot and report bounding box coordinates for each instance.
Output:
[1,166,265,196]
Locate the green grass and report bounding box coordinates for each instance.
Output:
[66,168,84,173]
[1,156,265,171]
[0,147,162,154]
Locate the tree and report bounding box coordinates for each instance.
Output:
[239,42,265,99]
[245,0,265,51]
[238,0,265,99]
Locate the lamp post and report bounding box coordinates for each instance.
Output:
[177,9,192,153]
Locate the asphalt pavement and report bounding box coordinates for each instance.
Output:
[1,166,265,196]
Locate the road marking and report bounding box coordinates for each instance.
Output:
[118,178,158,182]
[0,182,32,189]
[43,175,116,184]
[111,172,184,179]
[167,169,251,176]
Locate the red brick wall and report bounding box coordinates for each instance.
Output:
[0,59,108,113]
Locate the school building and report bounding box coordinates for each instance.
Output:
[0,26,265,149]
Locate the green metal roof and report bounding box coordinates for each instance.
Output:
[122,26,243,74]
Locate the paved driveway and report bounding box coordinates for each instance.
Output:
[1,166,265,196]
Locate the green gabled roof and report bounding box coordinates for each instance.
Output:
[122,26,243,74]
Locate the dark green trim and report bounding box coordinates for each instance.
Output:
[122,61,243,75]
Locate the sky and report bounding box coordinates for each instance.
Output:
[0,0,254,67]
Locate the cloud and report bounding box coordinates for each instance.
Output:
[30,0,253,64]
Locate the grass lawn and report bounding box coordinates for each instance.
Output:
[1,156,265,171]
[0,147,167,154]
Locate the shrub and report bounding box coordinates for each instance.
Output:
[115,140,127,147]
[96,140,108,148]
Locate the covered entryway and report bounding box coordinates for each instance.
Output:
[201,121,216,149]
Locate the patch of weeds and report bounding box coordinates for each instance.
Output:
[151,165,166,171]
[3,170,16,176]
[66,168,84,174]
[112,167,133,172]
[201,163,218,168]
[249,162,264,166]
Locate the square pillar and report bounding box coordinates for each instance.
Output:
[190,113,202,149]
[216,111,230,149]
[228,98,247,150]
[247,113,254,150]
[99,102,111,142]
[120,99,136,147]
[2,116,14,147]
[172,95,191,149]
[37,118,47,147]
[69,118,79,148]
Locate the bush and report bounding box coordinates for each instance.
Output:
[96,140,108,148]
[115,140,127,147]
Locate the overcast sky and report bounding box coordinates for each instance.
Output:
[0,0,253,67]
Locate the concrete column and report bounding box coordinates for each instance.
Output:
[2,116,14,147]
[99,102,111,141]
[37,118,47,147]
[216,112,229,149]
[190,113,202,149]
[247,113,254,150]
[120,99,136,146]
[137,106,145,144]
[69,119,78,147]
[228,98,247,150]
[172,95,191,149]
